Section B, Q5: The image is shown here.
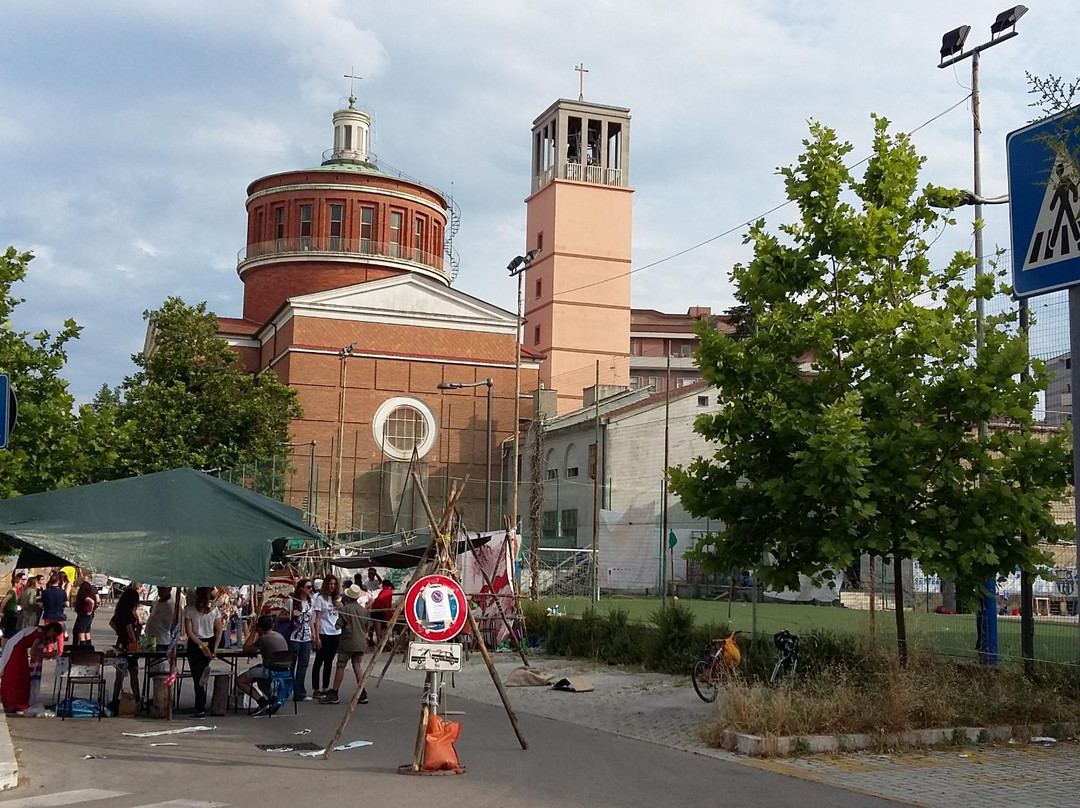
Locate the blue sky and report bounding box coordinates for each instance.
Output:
[0,0,1076,402]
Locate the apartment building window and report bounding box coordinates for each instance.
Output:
[542,511,558,540]
[536,231,544,253]
[433,222,442,256]
[629,376,641,390]
[681,343,692,357]
[648,376,660,391]
[630,338,639,356]
[390,210,403,257]
[329,204,344,250]
[560,509,578,543]
[566,466,579,478]
[676,377,688,388]
[588,443,597,479]
[413,216,425,261]
[535,278,542,299]
[534,324,541,345]
[360,207,375,254]
[300,205,312,249]
[344,126,352,150]
[697,395,709,407]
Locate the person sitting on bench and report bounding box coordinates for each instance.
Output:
[237,613,289,715]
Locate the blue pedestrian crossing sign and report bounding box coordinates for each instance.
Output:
[1008,110,1080,298]
[0,375,16,449]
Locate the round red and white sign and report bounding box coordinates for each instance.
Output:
[404,573,468,642]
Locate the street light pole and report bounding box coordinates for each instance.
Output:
[507,250,540,540]
[938,3,1028,665]
[335,343,356,536]
[438,378,494,531]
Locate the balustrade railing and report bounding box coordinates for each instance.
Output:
[237,236,445,273]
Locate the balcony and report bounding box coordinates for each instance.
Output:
[629,354,698,371]
[237,235,446,276]
[532,161,626,193]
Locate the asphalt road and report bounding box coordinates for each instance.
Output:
[1,674,903,808]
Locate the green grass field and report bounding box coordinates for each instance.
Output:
[538,595,1080,665]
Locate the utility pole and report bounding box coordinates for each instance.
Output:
[663,345,672,596]
[591,360,601,604]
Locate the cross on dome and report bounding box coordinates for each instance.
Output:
[344,67,362,108]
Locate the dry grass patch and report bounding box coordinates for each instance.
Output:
[705,646,1080,742]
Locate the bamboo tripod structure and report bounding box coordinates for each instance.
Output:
[323,475,528,763]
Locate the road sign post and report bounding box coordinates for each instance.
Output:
[1008,110,1080,665]
[0,374,16,449]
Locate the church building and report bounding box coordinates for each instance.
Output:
[215,94,541,536]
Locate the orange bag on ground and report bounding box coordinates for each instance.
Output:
[422,714,463,771]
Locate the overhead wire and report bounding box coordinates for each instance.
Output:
[544,93,976,304]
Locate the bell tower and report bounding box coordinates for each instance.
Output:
[524,98,633,413]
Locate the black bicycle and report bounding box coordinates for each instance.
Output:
[769,629,814,686]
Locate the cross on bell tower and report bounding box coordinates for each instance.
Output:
[574,62,589,101]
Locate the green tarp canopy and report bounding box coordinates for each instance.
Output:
[0,468,324,587]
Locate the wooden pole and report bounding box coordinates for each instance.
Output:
[411,673,432,770]
[413,478,528,751]
[322,578,420,759]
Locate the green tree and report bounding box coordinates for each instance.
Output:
[669,118,1073,664]
[0,247,120,502]
[104,297,302,478]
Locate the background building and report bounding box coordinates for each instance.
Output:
[629,307,732,391]
[515,380,724,593]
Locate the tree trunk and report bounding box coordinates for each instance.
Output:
[893,554,908,668]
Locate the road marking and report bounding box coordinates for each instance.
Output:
[130,802,227,808]
[1022,152,1080,272]
[0,789,128,807]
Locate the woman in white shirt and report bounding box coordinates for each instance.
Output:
[287,579,314,702]
[183,587,223,718]
[310,575,342,699]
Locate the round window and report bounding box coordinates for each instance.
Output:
[372,397,437,460]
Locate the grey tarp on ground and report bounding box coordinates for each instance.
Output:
[0,468,324,586]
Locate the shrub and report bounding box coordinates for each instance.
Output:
[521,601,549,648]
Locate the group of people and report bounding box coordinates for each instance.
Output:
[0,570,101,653]
[0,566,398,718]
[239,568,391,712]
[0,568,103,714]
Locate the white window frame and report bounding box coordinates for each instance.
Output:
[372,397,438,461]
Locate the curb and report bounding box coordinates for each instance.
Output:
[720,722,1077,757]
[0,711,17,790]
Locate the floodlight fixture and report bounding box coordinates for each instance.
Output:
[507,248,542,276]
[990,5,1028,37]
[939,25,971,64]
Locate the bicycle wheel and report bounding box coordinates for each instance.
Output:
[692,659,720,703]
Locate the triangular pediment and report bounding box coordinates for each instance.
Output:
[285,274,518,333]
